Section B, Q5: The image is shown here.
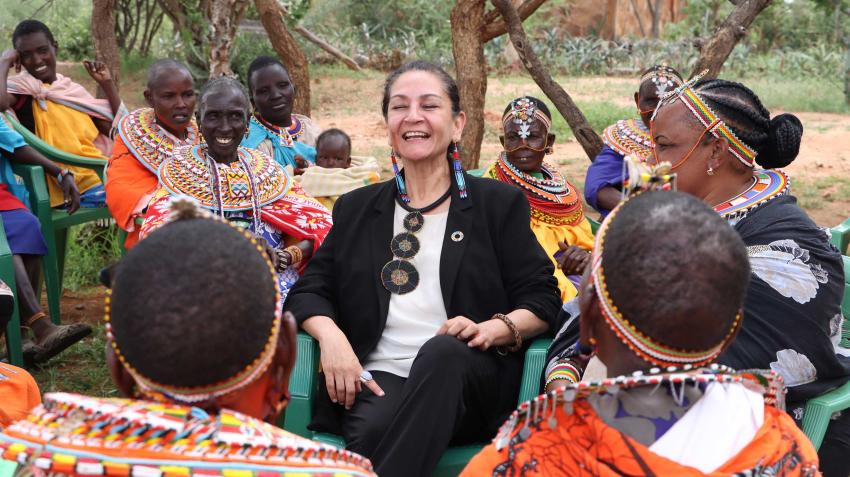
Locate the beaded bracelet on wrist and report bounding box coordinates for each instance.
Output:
[492,313,522,355]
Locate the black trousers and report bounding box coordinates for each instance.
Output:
[791,401,850,477]
[341,334,523,477]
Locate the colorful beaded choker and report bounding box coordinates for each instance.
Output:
[654,72,758,168]
[602,119,653,160]
[590,201,742,367]
[117,108,198,173]
[0,393,375,475]
[714,169,790,221]
[251,114,304,148]
[105,203,283,404]
[159,145,290,212]
[502,97,552,139]
[492,153,584,226]
[492,365,785,450]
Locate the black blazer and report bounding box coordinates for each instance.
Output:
[285,172,561,433]
[286,172,561,357]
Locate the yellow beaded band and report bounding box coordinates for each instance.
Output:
[105,200,283,404]
[589,199,741,367]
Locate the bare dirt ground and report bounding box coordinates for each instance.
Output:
[312,74,850,227]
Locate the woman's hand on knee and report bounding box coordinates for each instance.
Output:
[438,316,496,350]
[317,329,384,409]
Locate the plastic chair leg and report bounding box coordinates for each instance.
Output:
[0,261,22,367]
[44,226,69,325]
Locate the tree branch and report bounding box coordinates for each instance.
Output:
[491,0,603,160]
[691,0,773,78]
[482,0,547,43]
[293,25,361,71]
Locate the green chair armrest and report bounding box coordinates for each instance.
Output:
[467,168,485,178]
[832,218,850,255]
[10,163,51,210]
[2,112,106,179]
[588,217,601,235]
[802,379,850,450]
[282,331,321,438]
[518,338,552,404]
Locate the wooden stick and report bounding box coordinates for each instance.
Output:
[294,26,361,72]
[491,0,604,161]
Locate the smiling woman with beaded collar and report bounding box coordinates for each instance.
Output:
[463,190,820,477]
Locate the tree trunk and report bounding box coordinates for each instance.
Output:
[481,0,548,42]
[602,0,619,41]
[91,0,122,91]
[255,0,311,116]
[208,0,250,77]
[646,0,663,39]
[629,0,647,37]
[491,0,603,161]
[294,26,361,72]
[451,0,487,169]
[691,0,773,79]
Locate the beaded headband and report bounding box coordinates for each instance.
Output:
[502,97,552,138]
[105,198,283,404]
[639,65,683,95]
[589,196,742,367]
[654,70,758,168]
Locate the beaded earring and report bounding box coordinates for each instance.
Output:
[452,141,468,199]
[390,149,409,202]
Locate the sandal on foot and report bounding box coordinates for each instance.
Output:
[33,323,92,364]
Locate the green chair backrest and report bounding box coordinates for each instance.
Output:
[588,217,601,234]
[841,256,850,349]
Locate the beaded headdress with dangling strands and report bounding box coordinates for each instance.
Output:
[502,97,552,142]
[104,198,283,404]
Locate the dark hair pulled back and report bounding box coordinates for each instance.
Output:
[693,79,803,168]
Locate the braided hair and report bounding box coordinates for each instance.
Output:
[692,79,803,168]
[197,76,249,119]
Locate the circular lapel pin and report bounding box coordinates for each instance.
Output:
[451,231,464,242]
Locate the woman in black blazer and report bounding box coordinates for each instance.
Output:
[285,61,561,477]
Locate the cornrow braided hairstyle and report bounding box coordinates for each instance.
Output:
[692,79,803,168]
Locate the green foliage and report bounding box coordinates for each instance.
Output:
[300,0,455,66]
[229,33,278,83]
[64,224,122,292]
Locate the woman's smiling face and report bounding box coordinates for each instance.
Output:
[385,70,464,163]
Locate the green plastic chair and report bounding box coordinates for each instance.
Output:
[3,112,113,324]
[831,218,850,255]
[0,215,23,366]
[283,332,551,476]
[801,255,850,450]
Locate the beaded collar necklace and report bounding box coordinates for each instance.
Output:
[203,147,262,232]
[494,153,584,226]
[590,196,742,367]
[492,365,785,450]
[159,145,290,215]
[380,188,451,295]
[105,205,283,404]
[713,169,789,222]
[118,108,198,173]
[0,392,374,475]
[251,113,303,148]
[602,119,653,159]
